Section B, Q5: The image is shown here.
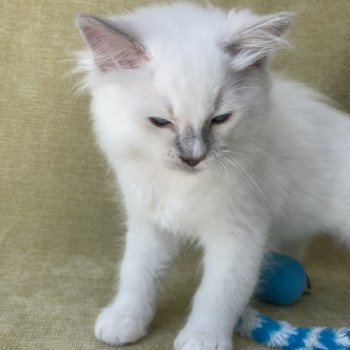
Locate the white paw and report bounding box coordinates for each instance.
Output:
[94,306,147,346]
[174,329,232,350]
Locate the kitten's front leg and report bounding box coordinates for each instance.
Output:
[174,224,266,350]
[95,218,178,346]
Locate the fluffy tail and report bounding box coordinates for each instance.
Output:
[236,308,350,349]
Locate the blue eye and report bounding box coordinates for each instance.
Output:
[149,117,172,127]
[212,113,232,124]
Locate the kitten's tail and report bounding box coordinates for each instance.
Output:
[236,308,350,349]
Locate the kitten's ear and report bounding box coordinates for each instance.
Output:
[224,13,294,70]
[76,14,148,72]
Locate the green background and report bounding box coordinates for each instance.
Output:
[1,1,349,349]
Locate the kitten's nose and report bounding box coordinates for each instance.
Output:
[181,155,206,167]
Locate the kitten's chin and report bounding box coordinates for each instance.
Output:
[168,161,206,174]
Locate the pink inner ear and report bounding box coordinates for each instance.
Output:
[81,23,147,72]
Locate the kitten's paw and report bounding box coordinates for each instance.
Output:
[174,329,232,350]
[94,306,147,346]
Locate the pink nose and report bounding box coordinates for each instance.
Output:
[180,155,206,167]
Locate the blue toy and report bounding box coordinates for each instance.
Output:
[234,252,350,349]
[256,252,309,305]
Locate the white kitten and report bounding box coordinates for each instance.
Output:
[75,2,350,349]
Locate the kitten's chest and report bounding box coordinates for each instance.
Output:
[147,184,212,234]
[149,191,192,233]
[122,171,216,235]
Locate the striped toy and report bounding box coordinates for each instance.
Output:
[236,308,350,349]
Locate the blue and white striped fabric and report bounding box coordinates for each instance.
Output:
[236,308,350,349]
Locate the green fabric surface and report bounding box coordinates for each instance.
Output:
[1,1,349,349]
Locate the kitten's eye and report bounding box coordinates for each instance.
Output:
[211,113,232,125]
[149,117,172,127]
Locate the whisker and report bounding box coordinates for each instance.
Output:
[220,159,229,177]
[221,149,248,157]
[224,155,272,209]
[217,159,228,176]
[224,157,238,168]
[234,159,272,209]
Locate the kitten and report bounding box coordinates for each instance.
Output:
[75,2,350,349]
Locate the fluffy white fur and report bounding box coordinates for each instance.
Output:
[75,2,350,349]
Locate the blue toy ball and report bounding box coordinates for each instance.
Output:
[255,252,309,305]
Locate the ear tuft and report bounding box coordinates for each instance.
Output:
[224,12,294,70]
[76,13,148,72]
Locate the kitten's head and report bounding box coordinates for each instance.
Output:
[76,2,292,173]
